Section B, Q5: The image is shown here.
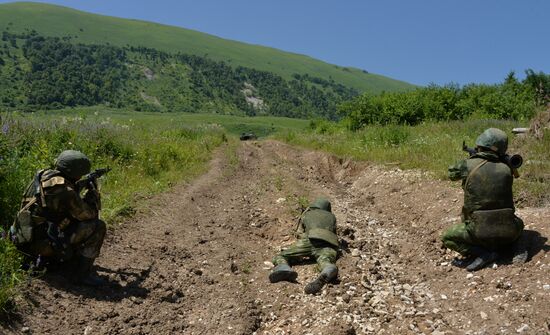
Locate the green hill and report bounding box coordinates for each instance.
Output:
[0,1,414,93]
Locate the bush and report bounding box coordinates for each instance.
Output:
[340,73,544,130]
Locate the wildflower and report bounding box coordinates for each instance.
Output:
[1,123,8,134]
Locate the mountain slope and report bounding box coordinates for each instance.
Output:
[0,1,414,93]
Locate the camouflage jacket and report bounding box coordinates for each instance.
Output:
[299,208,339,247]
[448,151,515,220]
[23,169,98,223]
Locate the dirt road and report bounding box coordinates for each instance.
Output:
[3,140,549,334]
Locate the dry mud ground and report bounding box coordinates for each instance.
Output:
[2,140,549,335]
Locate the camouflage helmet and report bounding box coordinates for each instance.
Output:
[55,150,91,180]
[475,128,508,155]
[309,197,332,212]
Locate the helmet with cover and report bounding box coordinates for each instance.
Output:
[55,150,91,180]
[475,128,508,155]
[309,197,332,212]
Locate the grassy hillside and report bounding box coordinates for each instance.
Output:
[0,1,414,94]
[0,32,360,118]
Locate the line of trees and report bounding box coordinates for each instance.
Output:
[340,71,550,130]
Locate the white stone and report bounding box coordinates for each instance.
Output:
[516,324,529,333]
[480,312,488,320]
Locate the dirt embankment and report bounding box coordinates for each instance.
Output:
[3,140,549,335]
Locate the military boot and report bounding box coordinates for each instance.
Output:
[269,264,298,283]
[466,247,499,272]
[75,256,106,286]
[451,255,475,268]
[512,232,530,264]
[304,264,338,295]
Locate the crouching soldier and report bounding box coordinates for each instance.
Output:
[10,150,107,286]
[442,128,527,271]
[269,197,339,294]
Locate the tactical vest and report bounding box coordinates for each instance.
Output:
[462,157,514,218]
[463,156,520,244]
[301,208,339,247]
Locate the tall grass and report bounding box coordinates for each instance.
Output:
[0,232,25,313]
[274,118,550,206]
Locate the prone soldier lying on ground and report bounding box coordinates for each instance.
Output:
[441,128,529,271]
[10,150,109,286]
[269,197,339,294]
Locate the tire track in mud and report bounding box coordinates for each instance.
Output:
[4,140,549,335]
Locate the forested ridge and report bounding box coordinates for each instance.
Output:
[0,31,358,119]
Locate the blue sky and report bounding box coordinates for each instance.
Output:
[1,0,548,86]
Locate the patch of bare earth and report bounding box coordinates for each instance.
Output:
[3,140,549,334]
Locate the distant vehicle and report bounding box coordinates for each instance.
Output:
[240,132,258,141]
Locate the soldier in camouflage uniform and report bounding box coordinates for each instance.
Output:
[269,197,339,294]
[442,128,527,271]
[10,150,107,286]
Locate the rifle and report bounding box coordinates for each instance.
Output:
[462,141,522,177]
[75,167,111,192]
[76,168,111,212]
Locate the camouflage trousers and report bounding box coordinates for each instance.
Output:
[29,219,106,260]
[442,216,524,255]
[272,237,338,271]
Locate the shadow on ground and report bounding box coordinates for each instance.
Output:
[35,263,151,301]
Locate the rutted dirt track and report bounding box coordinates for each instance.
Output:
[4,140,550,335]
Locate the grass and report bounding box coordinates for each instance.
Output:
[37,107,310,137]
[274,118,550,207]
[0,2,415,94]
[0,233,25,313]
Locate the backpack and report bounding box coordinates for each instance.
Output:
[10,170,47,245]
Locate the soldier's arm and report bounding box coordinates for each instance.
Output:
[65,185,99,221]
[448,159,468,181]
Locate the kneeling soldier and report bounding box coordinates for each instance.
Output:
[442,128,527,271]
[10,150,107,286]
[269,197,339,294]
